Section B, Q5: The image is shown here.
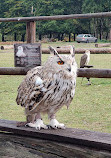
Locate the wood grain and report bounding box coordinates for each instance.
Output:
[26,21,36,43]
[0,12,111,22]
[1,133,111,158]
[0,119,111,152]
[0,67,111,78]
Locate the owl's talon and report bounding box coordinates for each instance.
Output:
[36,126,40,130]
[26,119,48,130]
[47,125,52,129]
[49,119,65,129]
[35,119,48,130]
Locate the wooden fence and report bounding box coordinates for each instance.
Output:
[0,11,111,43]
[0,13,111,155]
[0,67,111,78]
[0,12,111,77]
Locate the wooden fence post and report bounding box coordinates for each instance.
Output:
[26,21,36,43]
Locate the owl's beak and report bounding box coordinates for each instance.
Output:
[67,67,71,72]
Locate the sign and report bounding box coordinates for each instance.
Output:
[14,43,41,68]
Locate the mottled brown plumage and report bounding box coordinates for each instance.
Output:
[80,50,90,68]
[80,50,91,85]
[16,46,77,129]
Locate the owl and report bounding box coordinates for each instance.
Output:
[16,46,26,57]
[80,50,92,85]
[16,46,77,130]
[80,50,90,68]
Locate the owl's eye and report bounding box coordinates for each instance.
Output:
[57,61,64,65]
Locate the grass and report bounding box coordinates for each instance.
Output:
[0,41,111,133]
[42,41,101,49]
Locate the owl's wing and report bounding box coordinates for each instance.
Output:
[80,54,87,68]
[16,66,54,112]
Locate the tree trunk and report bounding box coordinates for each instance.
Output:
[61,33,64,41]
[14,33,17,41]
[2,34,5,42]
[100,18,103,40]
[106,32,108,40]
[89,20,91,33]
[49,32,52,39]
[39,34,42,40]
[58,33,61,41]
[109,29,111,41]
[69,33,71,42]
[73,33,75,41]
[100,33,102,40]
[21,34,25,42]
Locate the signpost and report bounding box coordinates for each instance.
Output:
[14,43,41,68]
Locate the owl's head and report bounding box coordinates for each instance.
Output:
[85,50,90,54]
[18,46,23,51]
[44,46,77,76]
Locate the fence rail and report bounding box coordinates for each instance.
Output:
[1,46,111,54]
[0,11,111,43]
[42,48,111,54]
[0,67,111,78]
[0,12,111,22]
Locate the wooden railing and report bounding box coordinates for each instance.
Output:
[0,67,111,78]
[0,12,111,77]
[0,11,111,43]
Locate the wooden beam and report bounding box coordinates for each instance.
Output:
[95,43,111,48]
[0,12,111,22]
[78,68,111,78]
[1,46,111,54]
[1,132,111,157]
[0,67,111,78]
[26,21,36,43]
[1,45,14,50]
[42,48,111,54]
[1,119,111,152]
[0,67,28,75]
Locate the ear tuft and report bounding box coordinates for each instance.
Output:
[70,45,75,57]
[49,46,58,56]
[49,46,63,61]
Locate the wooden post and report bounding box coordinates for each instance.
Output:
[26,21,36,43]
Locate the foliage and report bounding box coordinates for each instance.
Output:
[0,0,111,41]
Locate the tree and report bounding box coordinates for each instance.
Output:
[0,0,31,41]
[82,0,111,40]
[0,0,111,42]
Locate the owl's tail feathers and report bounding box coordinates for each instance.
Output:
[16,96,20,105]
[16,90,25,107]
[16,94,22,106]
[16,121,27,127]
[16,114,36,127]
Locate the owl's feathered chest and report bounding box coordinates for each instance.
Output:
[17,66,76,114]
[40,70,76,111]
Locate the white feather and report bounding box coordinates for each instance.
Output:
[35,77,43,86]
[16,46,26,57]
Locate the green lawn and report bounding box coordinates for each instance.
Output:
[0,42,111,133]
